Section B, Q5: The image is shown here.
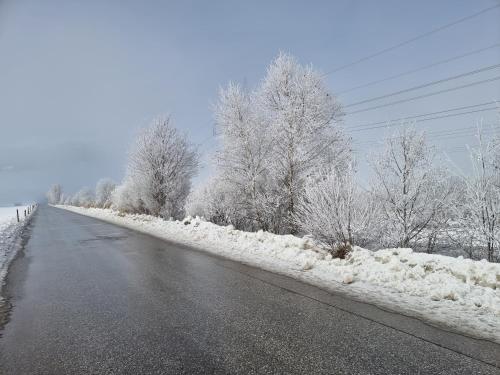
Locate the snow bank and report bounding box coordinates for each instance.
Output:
[57,205,500,343]
[0,206,33,287]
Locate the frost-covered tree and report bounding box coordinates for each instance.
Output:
[422,172,458,253]
[195,53,349,234]
[214,83,274,230]
[63,195,72,205]
[455,128,500,262]
[184,182,207,218]
[492,132,500,189]
[71,187,95,208]
[257,53,348,233]
[124,117,199,219]
[95,178,116,208]
[46,184,62,205]
[370,126,455,249]
[294,166,376,254]
[59,193,67,206]
[185,175,238,226]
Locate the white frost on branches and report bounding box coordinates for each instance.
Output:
[46,184,62,205]
[210,52,350,234]
[116,117,199,219]
[294,166,376,251]
[257,53,349,233]
[71,187,95,208]
[454,127,500,262]
[370,126,456,249]
[185,176,237,226]
[95,178,116,208]
[214,83,273,230]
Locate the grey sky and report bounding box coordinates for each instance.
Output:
[0,0,499,205]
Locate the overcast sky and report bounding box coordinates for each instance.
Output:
[0,0,499,205]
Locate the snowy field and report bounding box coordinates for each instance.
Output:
[0,206,28,224]
[0,206,32,287]
[57,205,500,343]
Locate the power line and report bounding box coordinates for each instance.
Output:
[348,101,497,129]
[352,123,499,143]
[432,127,499,141]
[352,126,498,144]
[337,43,500,95]
[345,75,500,115]
[344,63,500,108]
[352,126,499,149]
[426,125,493,137]
[349,106,498,132]
[346,100,499,130]
[353,125,489,139]
[322,4,500,76]
[353,129,500,153]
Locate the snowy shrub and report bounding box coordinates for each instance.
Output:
[185,175,241,227]
[111,178,145,214]
[71,187,95,208]
[294,166,376,255]
[95,178,116,208]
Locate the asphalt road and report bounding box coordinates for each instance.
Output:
[0,206,498,374]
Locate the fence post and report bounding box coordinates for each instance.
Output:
[16,209,19,223]
[24,210,26,218]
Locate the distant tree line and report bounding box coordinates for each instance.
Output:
[47,53,500,262]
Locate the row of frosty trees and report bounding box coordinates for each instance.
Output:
[47,53,500,262]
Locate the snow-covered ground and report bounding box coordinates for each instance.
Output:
[57,205,500,343]
[0,206,28,224]
[0,206,33,288]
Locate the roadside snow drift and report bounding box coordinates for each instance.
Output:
[57,205,500,343]
[0,206,33,287]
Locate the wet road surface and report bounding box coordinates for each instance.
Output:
[0,206,499,374]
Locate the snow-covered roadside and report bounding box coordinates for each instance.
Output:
[57,205,500,343]
[0,206,34,288]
